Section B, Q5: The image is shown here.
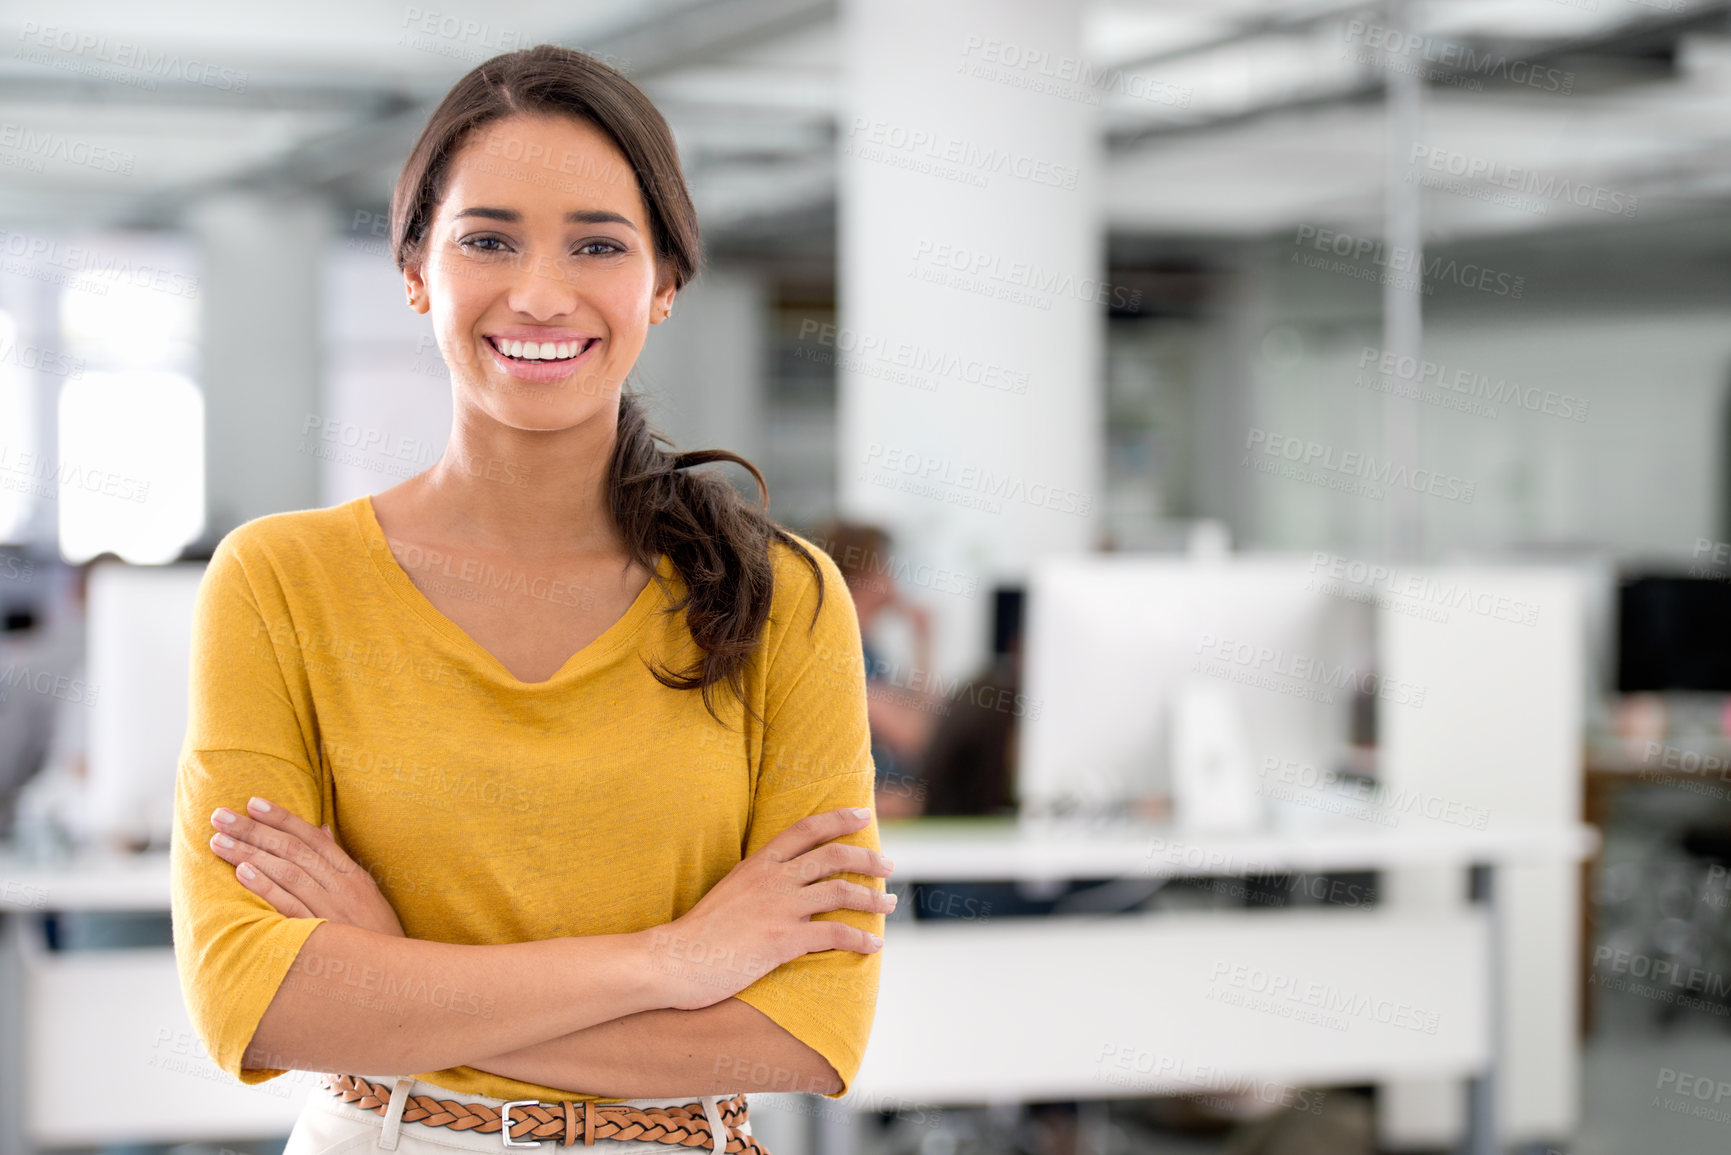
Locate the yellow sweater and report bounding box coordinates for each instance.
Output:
[169,495,882,1103]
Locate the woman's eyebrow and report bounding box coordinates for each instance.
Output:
[452,206,638,232]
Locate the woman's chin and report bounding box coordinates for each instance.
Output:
[470,384,617,433]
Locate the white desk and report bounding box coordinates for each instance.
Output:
[0,850,315,1149]
[0,819,1601,1153]
[860,817,1600,1155]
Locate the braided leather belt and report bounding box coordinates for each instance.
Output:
[324,1073,772,1153]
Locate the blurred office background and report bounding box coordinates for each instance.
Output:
[1,0,1730,1152]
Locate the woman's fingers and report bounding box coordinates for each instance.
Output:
[209,798,347,887]
[799,878,897,917]
[208,830,321,916]
[232,858,317,918]
[788,840,894,884]
[760,807,874,865]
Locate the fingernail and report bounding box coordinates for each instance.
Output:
[213,833,235,849]
[247,797,271,814]
[237,862,256,880]
[213,808,237,826]
[868,933,883,947]
[880,855,895,871]
[886,893,899,907]
[850,807,871,820]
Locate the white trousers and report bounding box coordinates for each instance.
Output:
[283,1073,752,1155]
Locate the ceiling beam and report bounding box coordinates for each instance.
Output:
[1106,0,1731,151]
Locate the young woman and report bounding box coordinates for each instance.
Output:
[169,45,892,1154]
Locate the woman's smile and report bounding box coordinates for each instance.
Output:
[480,326,602,383]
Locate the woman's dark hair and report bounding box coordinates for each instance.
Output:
[390,44,823,723]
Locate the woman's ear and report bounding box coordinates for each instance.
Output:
[649,275,676,325]
[404,263,431,315]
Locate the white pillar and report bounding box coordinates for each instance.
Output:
[191,192,327,534]
[837,0,1104,677]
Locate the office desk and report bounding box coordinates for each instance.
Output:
[0,820,1600,1154]
[0,851,314,1150]
[858,817,1600,1155]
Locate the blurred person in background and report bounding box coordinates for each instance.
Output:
[809,520,942,817]
[918,590,1022,818]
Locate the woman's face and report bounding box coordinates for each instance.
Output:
[404,113,675,432]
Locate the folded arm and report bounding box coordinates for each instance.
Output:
[465,997,840,1097]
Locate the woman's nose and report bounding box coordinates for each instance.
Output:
[504,252,580,318]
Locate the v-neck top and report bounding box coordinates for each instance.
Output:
[356,494,670,687]
[169,496,881,1104]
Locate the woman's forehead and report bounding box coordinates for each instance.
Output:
[439,115,645,223]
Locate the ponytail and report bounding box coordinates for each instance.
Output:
[607,389,824,723]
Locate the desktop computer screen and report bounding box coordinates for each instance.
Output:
[1018,554,1372,823]
[1616,574,1731,692]
[86,560,208,850]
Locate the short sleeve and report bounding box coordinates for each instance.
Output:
[730,541,883,1099]
[169,530,328,1084]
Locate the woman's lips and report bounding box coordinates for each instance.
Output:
[482,335,599,384]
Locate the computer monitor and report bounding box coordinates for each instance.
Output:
[1018,554,1371,821]
[1616,574,1731,692]
[86,560,207,850]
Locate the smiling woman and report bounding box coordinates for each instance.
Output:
[167,44,891,1155]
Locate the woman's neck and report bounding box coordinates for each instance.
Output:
[412,407,624,558]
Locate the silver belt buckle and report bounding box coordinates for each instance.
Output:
[500,1099,542,1148]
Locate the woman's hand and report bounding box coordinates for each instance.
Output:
[645,806,895,1012]
[208,797,406,938]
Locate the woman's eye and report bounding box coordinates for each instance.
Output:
[460,235,509,253]
[578,241,625,257]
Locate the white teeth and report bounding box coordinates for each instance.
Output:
[493,337,590,361]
